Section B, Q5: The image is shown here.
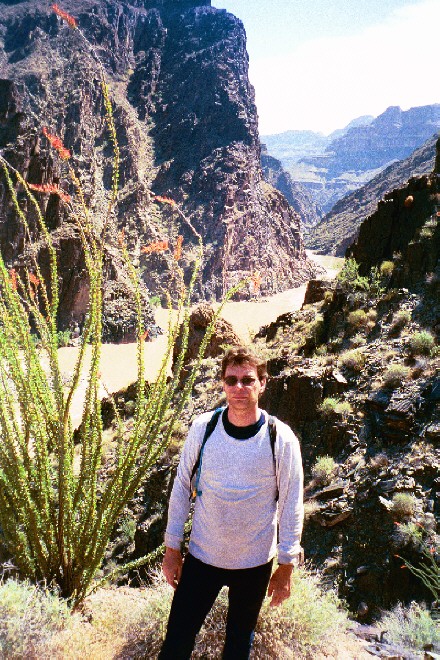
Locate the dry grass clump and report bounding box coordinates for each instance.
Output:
[0,570,350,659]
[382,364,410,389]
[0,578,80,659]
[380,602,440,657]
[389,309,411,335]
[131,570,349,659]
[391,493,418,521]
[347,309,368,329]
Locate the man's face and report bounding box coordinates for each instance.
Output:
[222,362,266,412]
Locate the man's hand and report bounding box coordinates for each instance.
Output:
[162,546,183,589]
[267,564,293,607]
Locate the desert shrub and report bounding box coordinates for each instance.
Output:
[312,456,338,486]
[420,226,435,240]
[347,309,368,328]
[130,569,349,658]
[349,332,366,347]
[319,397,339,416]
[339,348,366,373]
[382,364,410,389]
[392,522,425,551]
[57,329,72,347]
[380,260,395,278]
[391,493,417,521]
[380,602,440,656]
[390,309,411,335]
[408,331,436,357]
[337,258,369,292]
[319,398,352,420]
[0,579,74,658]
[149,295,161,308]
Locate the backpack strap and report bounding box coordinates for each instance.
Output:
[268,415,278,501]
[190,407,223,501]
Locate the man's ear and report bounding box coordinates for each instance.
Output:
[260,377,267,393]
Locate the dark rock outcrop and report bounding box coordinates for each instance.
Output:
[0,0,319,334]
[348,137,440,287]
[306,134,438,255]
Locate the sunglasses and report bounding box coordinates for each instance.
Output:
[223,376,258,387]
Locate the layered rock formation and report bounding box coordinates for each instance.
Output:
[306,134,438,255]
[261,144,322,232]
[0,0,318,336]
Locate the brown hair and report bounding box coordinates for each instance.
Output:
[221,346,268,381]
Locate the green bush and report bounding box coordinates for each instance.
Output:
[57,329,72,347]
[392,521,424,550]
[312,456,338,486]
[408,330,436,356]
[339,349,366,373]
[319,397,340,416]
[350,333,366,347]
[382,364,410,389]
[380,602,440,656]
[337,258,369,292]
[380,260,395,278]
[319,398,352,420]
[149,295,162,308]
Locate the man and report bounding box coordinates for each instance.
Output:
[159,346,304,659]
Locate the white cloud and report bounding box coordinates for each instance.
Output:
[252,0,440,135]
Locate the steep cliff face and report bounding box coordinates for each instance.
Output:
[261,145,322,232]
[348,137,440,288]
[306,134,438,256]
[0,0,318,332]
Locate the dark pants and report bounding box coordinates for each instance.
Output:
[158,554,273,660]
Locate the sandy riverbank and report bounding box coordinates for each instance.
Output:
[58,252,342,421]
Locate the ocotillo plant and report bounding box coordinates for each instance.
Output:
[0,5,242,608]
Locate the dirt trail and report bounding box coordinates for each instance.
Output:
[58,252,342,423]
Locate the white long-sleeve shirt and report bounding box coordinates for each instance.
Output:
[164,409,304,569]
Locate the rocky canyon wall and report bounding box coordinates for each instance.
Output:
[0,0,318,334]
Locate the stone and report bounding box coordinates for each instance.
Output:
[172,302,241,366]
[313,481,348,501]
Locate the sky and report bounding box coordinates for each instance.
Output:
[214,0,440,136]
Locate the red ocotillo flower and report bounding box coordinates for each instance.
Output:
[52,4,78,29]
[173,235,183,261]
[28,183,71,204]
[42,127,71,161]
[9,269,17,291]
[250,271,262,292]
[141,240,169,255]
[153,195,176,207]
